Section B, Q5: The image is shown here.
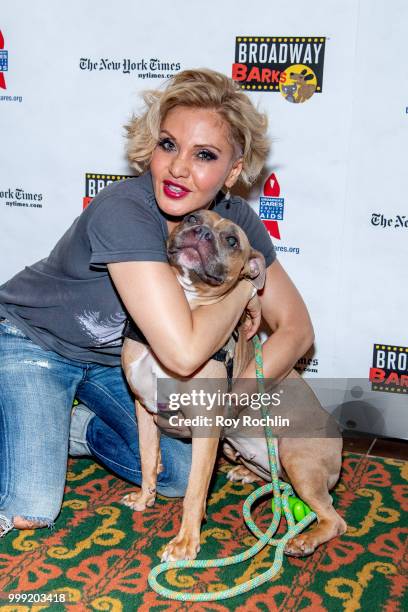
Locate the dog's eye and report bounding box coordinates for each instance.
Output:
[186,214,198,224]
[226,236,238,248]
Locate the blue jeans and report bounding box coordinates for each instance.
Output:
[0,318,192,536]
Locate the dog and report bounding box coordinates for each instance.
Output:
[289,68,316,103]
[121,210,346,560]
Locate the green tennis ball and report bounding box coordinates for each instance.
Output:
[292,501,306,522]
[271,497,312,523]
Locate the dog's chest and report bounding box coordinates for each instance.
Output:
[126,346,169,414]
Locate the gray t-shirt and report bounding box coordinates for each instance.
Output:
[0,171,276,366]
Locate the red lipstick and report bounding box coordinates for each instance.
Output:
[163,180,191,199]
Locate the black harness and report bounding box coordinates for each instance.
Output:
[123,320,238,391]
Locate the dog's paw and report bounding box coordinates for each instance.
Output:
[284,534,316,557]
[222,442,239,462]
[284,516,347,557]
[120,491,156,512]
[161,533,201,562]
[226,465,261,484]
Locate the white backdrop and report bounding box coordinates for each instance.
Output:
[1,0,407,437]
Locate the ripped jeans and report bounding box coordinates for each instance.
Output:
[0,318,192,536]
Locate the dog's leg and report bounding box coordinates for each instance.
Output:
[121,399,160,511]
[161,436,219,561]
[279,437,347,556]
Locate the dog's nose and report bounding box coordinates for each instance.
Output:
[194,225,212,241]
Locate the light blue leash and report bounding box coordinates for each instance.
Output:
[148,334,316,601]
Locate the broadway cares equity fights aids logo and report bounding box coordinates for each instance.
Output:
[370,343,408,393]
[259,172,300,254]
[0,30,22,103]
[0,30,8,89]
[232,36,326,103]
[259,172,284,239]
[83,173,133,208]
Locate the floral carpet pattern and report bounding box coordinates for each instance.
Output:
[0,452,407,611]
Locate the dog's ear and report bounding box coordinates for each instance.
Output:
[240,249,266,290]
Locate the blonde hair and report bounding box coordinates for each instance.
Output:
[125,68,270,186]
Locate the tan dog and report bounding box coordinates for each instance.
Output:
[121,210,346,560]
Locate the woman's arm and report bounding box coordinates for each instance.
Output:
[239,260,315,382]
[108,260,257,376]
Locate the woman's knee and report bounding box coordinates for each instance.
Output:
[157,478,187,498]
[157,437,192,497]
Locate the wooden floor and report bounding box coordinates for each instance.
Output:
[343,431,408,460]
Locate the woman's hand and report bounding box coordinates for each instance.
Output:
[240,292,262,339]
[239,260,315,382]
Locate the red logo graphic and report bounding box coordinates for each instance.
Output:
[262,172,281,239]
[0,31,7,90]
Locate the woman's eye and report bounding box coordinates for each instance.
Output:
[226,236,238,248]
[186,214,198,224]
[158,137,176,152]
[197,149,218,162]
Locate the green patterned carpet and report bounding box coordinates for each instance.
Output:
[0,452,407,611]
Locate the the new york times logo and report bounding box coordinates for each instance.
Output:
[79,58,181,80]
[370,344,408,393]
[232,36,326,103]
[1,187,43,209]
[371,213,408,229]
[83,173,133,209]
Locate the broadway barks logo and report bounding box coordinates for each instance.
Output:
[232,36,326,103]
[0,30,8,89]
[83,173,133,209]
[370,344,408,393]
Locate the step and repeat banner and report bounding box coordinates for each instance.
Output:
[1,0,407,438]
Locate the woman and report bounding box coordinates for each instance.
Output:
[0,69,313,537]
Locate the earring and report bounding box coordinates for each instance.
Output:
[225,189,231,201]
